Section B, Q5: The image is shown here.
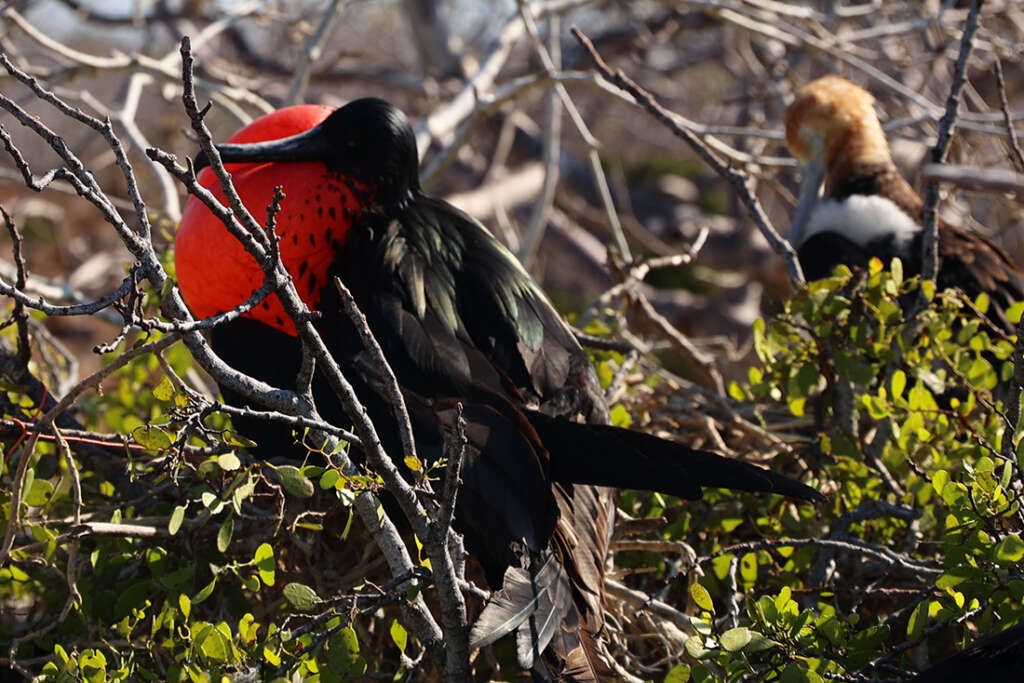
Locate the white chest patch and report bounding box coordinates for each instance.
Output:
[803,195,920,251]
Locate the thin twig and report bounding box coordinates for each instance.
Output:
[435,403,467,539]
[570,26,805,286]
[333,276,471,679]
[284,0,351,106]
[519,2,631,262]
[519,13,563,268]
[994,58,1024,173]
[920,0,985,284]
[0,207,30,364]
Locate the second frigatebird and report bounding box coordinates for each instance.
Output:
[176,98,823,679]
[784,76,1023,328]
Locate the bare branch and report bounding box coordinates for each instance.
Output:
[994,58,1024,173]
[920,0,985,284]
[570,26,806,286]
[284,0,352,107]
[921,163,1024,197]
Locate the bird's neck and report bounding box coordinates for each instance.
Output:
[825,157,923,222]
[371,184,417,215]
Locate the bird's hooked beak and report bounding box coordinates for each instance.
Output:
[789,149,826,247]
[193,123,333,172]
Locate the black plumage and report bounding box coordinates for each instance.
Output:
[909,622,1024,682]
[196,98,823,680]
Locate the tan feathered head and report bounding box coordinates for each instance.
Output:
[785,75,891,170]
[784,76,895,244]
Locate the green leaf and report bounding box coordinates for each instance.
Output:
[241,574,260,592]
[263,646,280,667]
[788,396,806,417]
[936,572,968,590]
[774,586,792,612]
[254,543,276,586]
[945,586,965,608]
[390,619,407,654]
[320,469,341,489]
[909,382,938,411]
[178,594,191,620]
[891,370,906,399]
[276,466,314,498]
[780,663,813,683]
[907,601,928,641]
[153,376,175,401]
[995,534,1024,563]
[684,635,711,659]
[890,257,903,284]
[795,363,820,395]
[711,554,733,580]
[283,582,320,611]
[921,279,935,300]
[158,566,194,592]
[224,430,258,448]
[195,622,230,662]
[113,580,150,620]
[932,471,949,496]
[835,351,874,385]
[740,553,758,582]
[690,583,714,613]
[169,505,186,535]
[720,627,752,652]
[862,394,889,419]
[238,613,258,645]
[745,631,777,653]
[217,452,241,471]
[327,626,360,675]
[610,404,632,428]
[217,515,234,554]
[665,664,691,683]
[24,479,54,507]
[133,425,172,451]
[1007,301,1024,324]
[193,577,217,604]
[232,476,256,513]
[79,650,107,683]
[403,456,422,472]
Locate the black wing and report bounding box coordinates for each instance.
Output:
[333,193,604,419]
[937,221,1024,330]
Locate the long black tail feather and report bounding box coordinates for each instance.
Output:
[909,621,1024,682]
[526,411,825,503]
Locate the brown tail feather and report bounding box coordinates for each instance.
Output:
[556,626,615,682]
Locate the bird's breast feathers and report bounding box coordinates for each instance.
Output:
[803,194,920,253]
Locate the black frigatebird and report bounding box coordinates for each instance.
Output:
[176,98,824,680]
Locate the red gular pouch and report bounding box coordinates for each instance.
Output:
[176,104,362,335]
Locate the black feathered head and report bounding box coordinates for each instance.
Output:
[195,98,420,207]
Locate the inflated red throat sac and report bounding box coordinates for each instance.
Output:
[175,105,360,335]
